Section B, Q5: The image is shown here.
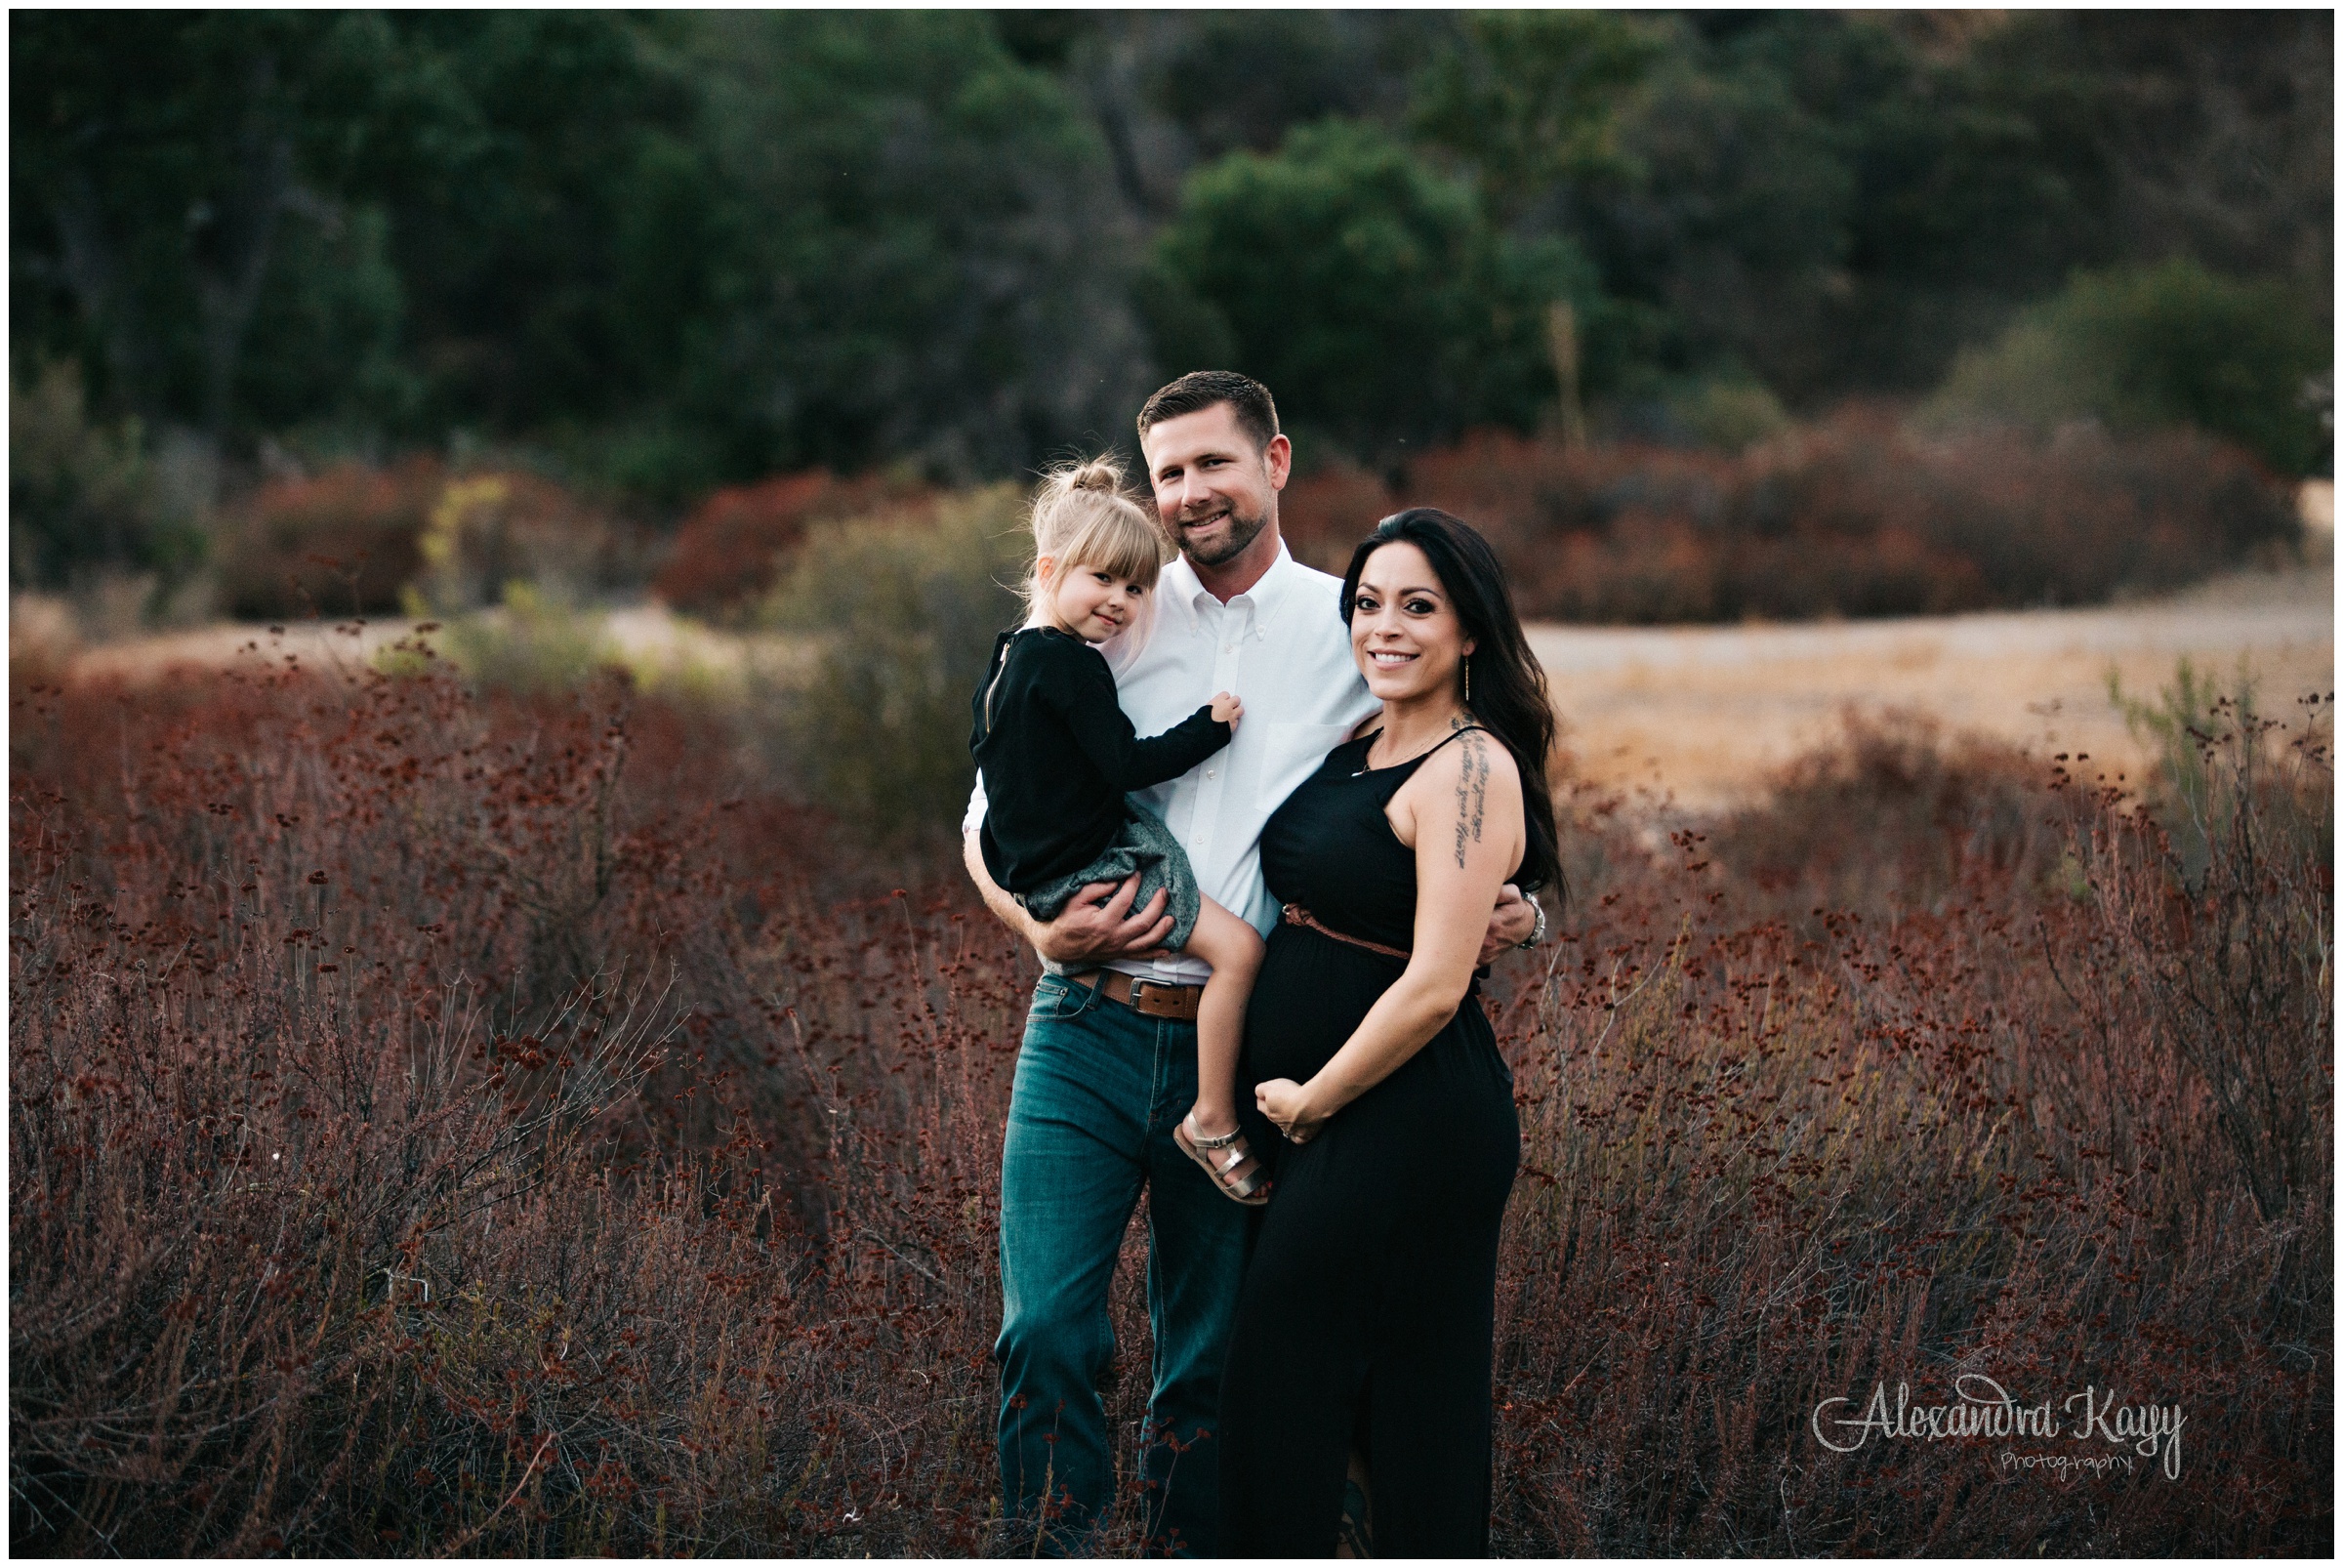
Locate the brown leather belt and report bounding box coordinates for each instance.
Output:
[1283,903,1412,960]
[1066,967,1204,1021]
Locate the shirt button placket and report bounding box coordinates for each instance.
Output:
[1190,603,1246,865]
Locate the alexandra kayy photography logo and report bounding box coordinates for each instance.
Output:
[1811,1375,2187,1481]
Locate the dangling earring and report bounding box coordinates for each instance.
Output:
[1463,655,1472,706]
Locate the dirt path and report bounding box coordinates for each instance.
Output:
[1532,566,2331,808]
[45,566,2330,811]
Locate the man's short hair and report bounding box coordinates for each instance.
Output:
[1136,371,1280,453]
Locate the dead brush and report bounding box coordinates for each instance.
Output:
[8,908,676,1552]
[7,653,1062,1554]
[1482,696,2331,1554]
[1280,413,2300,623]
[9,653,2332,1554]
[2046,693,2332,1309]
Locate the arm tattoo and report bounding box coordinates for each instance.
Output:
[1454,729,1490,869]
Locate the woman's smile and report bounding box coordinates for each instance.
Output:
[1348,541,1471,703]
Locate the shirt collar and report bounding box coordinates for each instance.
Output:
[1166,540,1300,631]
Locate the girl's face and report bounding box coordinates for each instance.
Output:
[1041,557,1149,642]
[1348,540,1474,705]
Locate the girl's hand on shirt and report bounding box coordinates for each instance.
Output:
[1211,691,1244,728]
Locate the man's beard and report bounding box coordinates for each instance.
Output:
[1173,502,1269,567]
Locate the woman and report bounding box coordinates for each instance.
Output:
[1217,509,1563,1557]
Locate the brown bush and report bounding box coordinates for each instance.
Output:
[9,649,1023,1554]
[214,459,442,618]
[1706,707,2071,925]
[1280,409,2301,623]
[216,463,627,621]
[2057,695,2333,1233]
[1490,699,2329,1552]
[652,471,936,624]
[9,654,2330,1554]
[1277,457,1394,576]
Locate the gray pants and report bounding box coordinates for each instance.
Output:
[1013,799,1202,974]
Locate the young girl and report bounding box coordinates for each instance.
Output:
[970,457,1269,1205]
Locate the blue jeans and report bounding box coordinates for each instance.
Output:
[997,972,1251,1555]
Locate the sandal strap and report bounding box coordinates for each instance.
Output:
[1178,1117,1269,1202]
[1183,1118,1242,1151]
[1220,1158,1269,1199]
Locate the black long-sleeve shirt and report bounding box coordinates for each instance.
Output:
[970,626,1230,891]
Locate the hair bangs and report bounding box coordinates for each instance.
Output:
[1056,505,1171,589]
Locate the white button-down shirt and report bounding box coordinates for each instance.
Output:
[966,541,1378,984]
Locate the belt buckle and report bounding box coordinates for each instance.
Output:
[1130,978,1180,1018]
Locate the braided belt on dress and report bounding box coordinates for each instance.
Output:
[1281,904,1411,961]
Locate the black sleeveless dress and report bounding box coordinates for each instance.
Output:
[1217,729,1522,1557]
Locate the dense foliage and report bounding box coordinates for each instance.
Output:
[1928,258,2334,475]
[12,10,2330,572]
[1153,119,1588,462]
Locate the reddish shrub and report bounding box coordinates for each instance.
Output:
[8,657,2329,1554]
[1284,411,2300,623]
[215,458,443,618]
[1279,458,1397,574]
[9,650,1024,1554]
[1706,707,2070,922]
[216,462,628,620]
[653,472,936,623]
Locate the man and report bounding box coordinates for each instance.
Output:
[965,371,1540,1552]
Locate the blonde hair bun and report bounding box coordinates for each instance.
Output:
[1062,456,1126,494]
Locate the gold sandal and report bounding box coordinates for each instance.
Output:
[1173,1113,1271,1206]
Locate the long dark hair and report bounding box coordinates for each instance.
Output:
[1340,508,1564,904]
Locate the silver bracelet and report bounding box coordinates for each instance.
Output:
[1516,892,1546,949]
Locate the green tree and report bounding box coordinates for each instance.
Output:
[11,13,720,475]
[1156,119,1588,464]
[1410,11,2323,411]
[13,10,2326,499]
[679,11,1152,484]
[1411,11,1666,227]
[371,13,716,446]
[1928,257,2331,475]
[1412,14,1906,407]
[11,12,417,446]
[1980,11,2332,288]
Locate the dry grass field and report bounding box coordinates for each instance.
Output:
[35,562,2330,812]
[1537,564,2331,807]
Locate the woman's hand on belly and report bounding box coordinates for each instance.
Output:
[1254,1076,1330,1145]
[1265,729,1526,1131]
